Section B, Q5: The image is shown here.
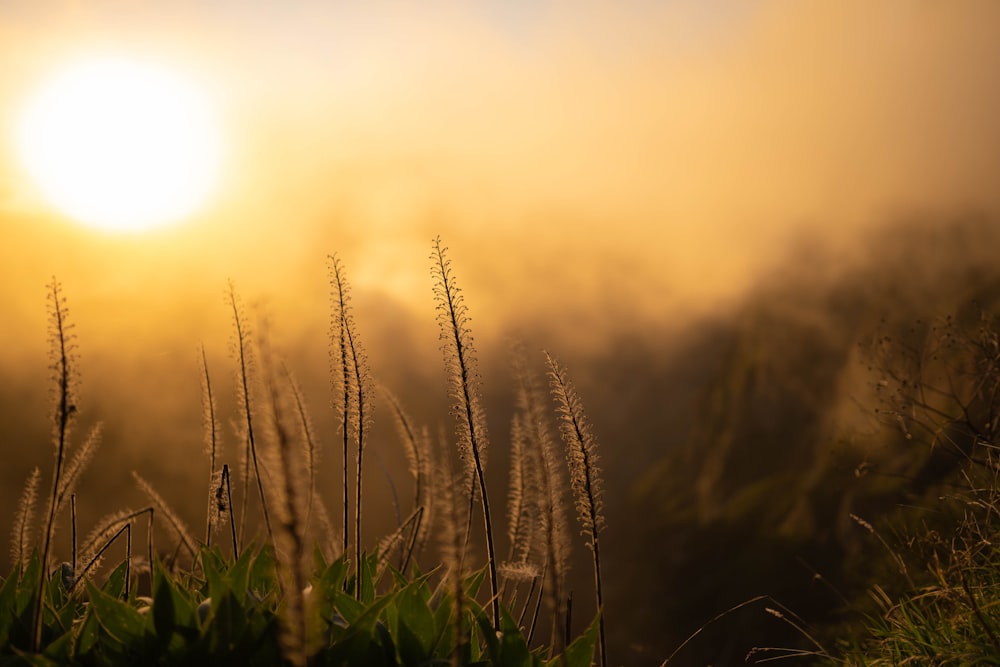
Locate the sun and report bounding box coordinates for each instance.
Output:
[15,56,223,232]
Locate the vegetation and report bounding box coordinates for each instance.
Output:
[1,239,609,665]
[7,223,1000,665]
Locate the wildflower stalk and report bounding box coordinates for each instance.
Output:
[431,237,500,631]
[33,280,78,652]
[199,345,221,547]
[228,283,273,546]
[258,329,308,667]
[329,255,373,595]
[11,467,40,568]
[546,352,608,667]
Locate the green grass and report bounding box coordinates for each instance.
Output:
[0,544,601,666]
[1,240,609,666]
[9,241,1000,665]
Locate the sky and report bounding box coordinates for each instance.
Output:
[2,3,1000,656]
[3,1,999,340]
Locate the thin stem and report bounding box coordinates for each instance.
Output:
[71,494,77,574]
[223,465,239,559]
[229,286,272,546]
[33,281,75,652]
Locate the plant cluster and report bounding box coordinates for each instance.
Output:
[825,311,1000,663]
[1,239,609,666]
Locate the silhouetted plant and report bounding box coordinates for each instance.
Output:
[512,342,571,655]
[32,280,80,651]
[227,282,272,546]
[328,254,373,595]
[431,236,500,632]
[547,351,608,667]
[10,467,40,568]
[9,249,613,667]
[258,326,310,666]
[199,344,222,547]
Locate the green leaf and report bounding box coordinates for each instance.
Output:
[247,545,277,600]
[205,590,246,653]
[359,552,377,605]
[0,563,23,647]
[40,627,74,662]
[101,560,128,599]
[73,607,100,656]
[464,566,488,600]
[152,572,176,640]
[469,598,501,665]
[551,612,601,667]
[394,580,437,659]
[85,580,144,644]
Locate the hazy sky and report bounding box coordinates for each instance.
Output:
[3,1,999,336]
[2,1,1000,558]
[5,7,1000,662]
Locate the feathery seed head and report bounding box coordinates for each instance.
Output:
[498,560,541,583]
[545,352,606,542]
[47,279,79,446]
[56,423,102,513]
[199,345,222,465]
[430,237,489,470]
[11,467,41,566]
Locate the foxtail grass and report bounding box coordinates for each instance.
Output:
[10,467,40,568]
[383,387,432,567]
[513,344,571,655]
[546,352,608,667]
[257,327,310,667]
[282,362,319,529]
[217,464,239,558]
[32,280,80,651]
[328,255,374,594]
[431,236,500,631]
[505,414,530,567]
[228,282,273,547]
[74,507,154,596]
[435,433,469,667]
[330,260,352,559]
[199,345,222,547]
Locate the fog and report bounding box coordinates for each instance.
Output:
[2,1,1000,663]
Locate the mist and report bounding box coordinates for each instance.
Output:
[2,1,1000,664]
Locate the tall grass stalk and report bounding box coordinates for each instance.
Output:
[282,363,318,528]
[73,507,154,597]
[383,389,423,511]
[431,237,500,631]
[54,425,101,517]
[228,282,272,546]
[70,494,77,574]
[329,256,353,561]
[384,387,429,557]
[11,467,40,568]
[513,344,570,654]
[328,255,373,593]
[32,280,79,651]
[546,352,608,667]
[199,345,221,547]
[436,438,469,667]
[258,330,309,666]
[220,464,238,558]
[505,414,529,566]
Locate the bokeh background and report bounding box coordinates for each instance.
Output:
[3,2,1000,663]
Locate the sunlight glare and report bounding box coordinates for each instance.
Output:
[15,57,223,232]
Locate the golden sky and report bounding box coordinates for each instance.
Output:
[3,2,999,336]
[2,1,1000,546]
